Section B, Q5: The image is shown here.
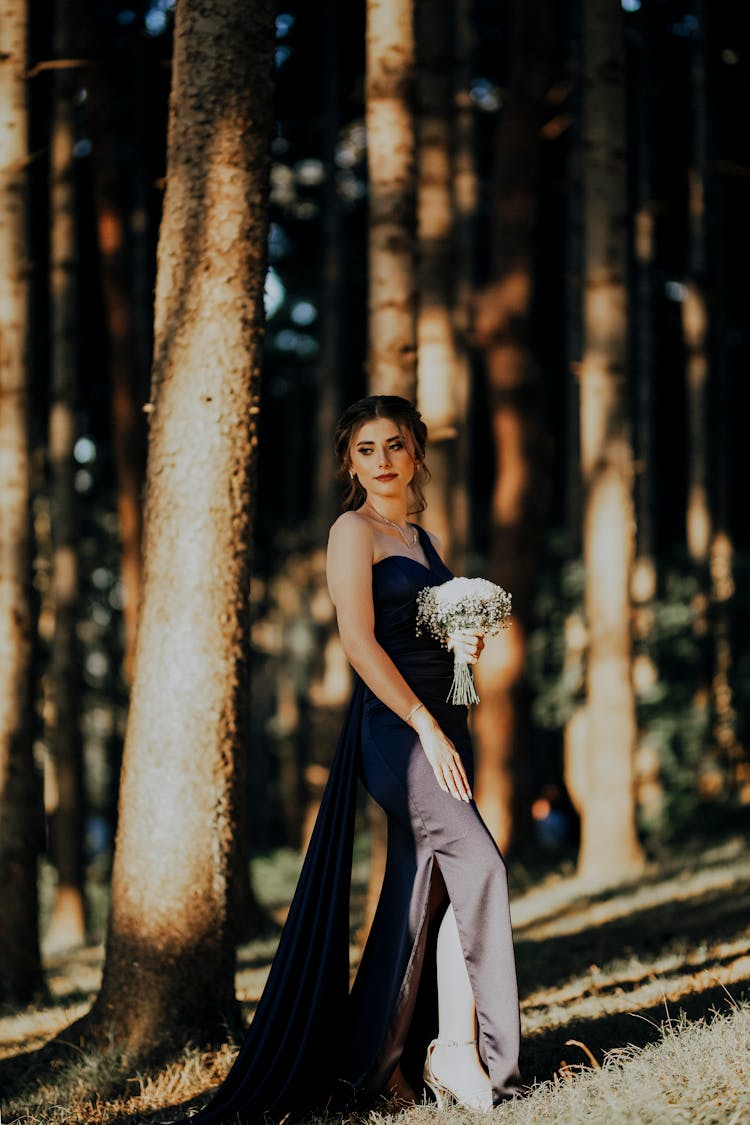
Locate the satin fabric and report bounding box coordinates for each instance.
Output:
[171,525,520,1123]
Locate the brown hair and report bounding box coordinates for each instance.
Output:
[334,395,430,513]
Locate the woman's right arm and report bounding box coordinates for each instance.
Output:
[326,513,472,802]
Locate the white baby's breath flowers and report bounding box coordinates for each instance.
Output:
[416,577,512,704]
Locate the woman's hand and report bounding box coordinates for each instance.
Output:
[446,629,485,664]
[412,711,473,802]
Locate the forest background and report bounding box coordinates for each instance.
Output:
[1,0,749,1121]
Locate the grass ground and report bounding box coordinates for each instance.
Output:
[2,822,749,1124]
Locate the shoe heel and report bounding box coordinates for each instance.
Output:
[423,1075,447,1110]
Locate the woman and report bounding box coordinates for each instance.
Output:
[171,396,521,1124]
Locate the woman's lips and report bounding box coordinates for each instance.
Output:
[375,473,397,480]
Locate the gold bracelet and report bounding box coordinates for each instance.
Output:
[405,702,424,724]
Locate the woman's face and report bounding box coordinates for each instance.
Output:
[348,417,417,503]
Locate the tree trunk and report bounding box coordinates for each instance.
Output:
[366,0,417,398]
[415,0,465,564]
[74,0,274,1059]
[0,0,45,1006]
[576,0,643,885]
[44,0,87,954]
[472,0,557,853]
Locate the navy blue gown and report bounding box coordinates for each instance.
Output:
[172,525,520,1123]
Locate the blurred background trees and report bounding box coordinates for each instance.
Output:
[0,0,748,1049]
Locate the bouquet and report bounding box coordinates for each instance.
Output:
[416,577,512,705]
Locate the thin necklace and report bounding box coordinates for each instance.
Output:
[366,502,419,548]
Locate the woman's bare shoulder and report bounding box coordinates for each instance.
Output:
[327,510,374,554]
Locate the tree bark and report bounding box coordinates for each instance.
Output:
[472,0,557,853]
[366,0,417,398]
[576,0,643,884]
[44,0,87,954]
[0,0,45,1005]
[74,0,274,1058]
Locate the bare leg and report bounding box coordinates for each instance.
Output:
[430,904,492,1101]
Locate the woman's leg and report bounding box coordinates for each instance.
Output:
[430,904,492,1097]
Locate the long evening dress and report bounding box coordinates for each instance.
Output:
[174,525,520,1124]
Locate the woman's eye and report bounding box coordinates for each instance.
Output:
[390,442,403,451]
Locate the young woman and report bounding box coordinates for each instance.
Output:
[170,396,521,1124]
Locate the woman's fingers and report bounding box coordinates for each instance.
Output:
[447,629,485,664]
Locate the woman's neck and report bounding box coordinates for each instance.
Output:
[364,497,410,527]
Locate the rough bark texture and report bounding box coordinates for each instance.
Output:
[76,0,275,1058]
[472,0,556,853]
[576,0,644,884]
[45,0,87,953]
[415,0,468,567]
[0,0,45,1005]
[366,0,417,398]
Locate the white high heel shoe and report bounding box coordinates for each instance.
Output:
[423,1038,494,1112]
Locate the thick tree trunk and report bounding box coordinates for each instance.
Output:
[576,0,643,885]
[44,0,87,953]
[366,0,417,398]
[472,0,556,853]
[0,0,45,1006]
[75,0,274,1059]
[415,0,464,564]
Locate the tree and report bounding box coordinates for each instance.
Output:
[71,0,275,1058]
[472,0,557,852]
[575,0,643,884]
[0,0,45,1005]
[44,0,87,952]
[366,0,417,398]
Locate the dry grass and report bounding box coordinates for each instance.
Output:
[2,827,750,1125]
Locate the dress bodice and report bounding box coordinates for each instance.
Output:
[368,526,455,705]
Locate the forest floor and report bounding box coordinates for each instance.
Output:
[2,815,750,1124]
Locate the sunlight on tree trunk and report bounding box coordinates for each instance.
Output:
[366,0,417,398]
[472,0,556,854]
[576,0,644,886]
[0,0,45,1006]
[74,0,275,1059]
[45,0,87,952]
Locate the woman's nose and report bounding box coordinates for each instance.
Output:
[378,449,391,467]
